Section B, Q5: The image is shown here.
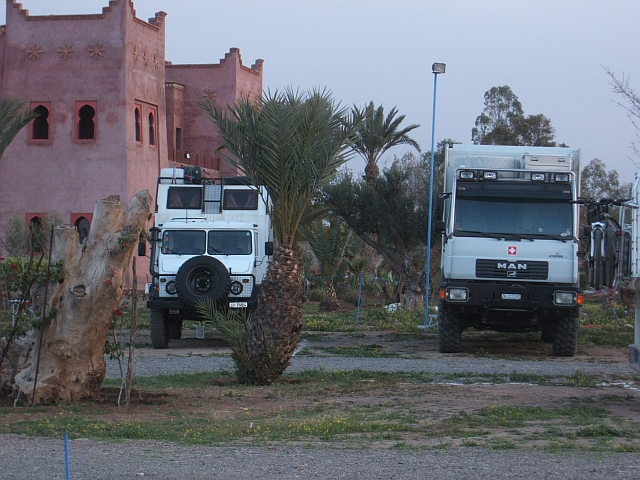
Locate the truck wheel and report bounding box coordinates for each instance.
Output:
[176,256,230,306]
[552,313,578,357]
[168,319,183,340]
[150,308,169,349]
[541,324,556,343]
[592,228,603,290]
[604,227,616,288]
[438,309,462,353]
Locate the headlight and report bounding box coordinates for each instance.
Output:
[446,287,469,302]
[483,171,497,180]
[531,173,546,181]
[554,173,570,183]
[165,281,177,295]
[229,281,243,295]
[553,291,577,306]
[459,170,474,180]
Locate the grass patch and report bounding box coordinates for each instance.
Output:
[302,307,425,333]
[314,344,399,358]
[579,304,634,348]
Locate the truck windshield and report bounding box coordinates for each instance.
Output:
[454,197,573,239]
[208,230,252,255]
[161,230,206,255]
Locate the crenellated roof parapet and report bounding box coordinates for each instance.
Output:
[6,1,166,33]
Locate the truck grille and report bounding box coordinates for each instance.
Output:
[475,259,548,280]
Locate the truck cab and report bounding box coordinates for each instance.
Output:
[145,167,273,348]
[435,145,582,356]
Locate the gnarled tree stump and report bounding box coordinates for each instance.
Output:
[12,191,152,403]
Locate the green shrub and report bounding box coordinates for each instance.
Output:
[341,291,359,305]
[308,289,325,302]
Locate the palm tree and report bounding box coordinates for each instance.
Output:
[0,98,38,160]
[200,88,358,384]
[303,216,354,312]
[351,102,421,185]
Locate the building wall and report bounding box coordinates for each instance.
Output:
[165,48,263,175]
[0,1,263,258]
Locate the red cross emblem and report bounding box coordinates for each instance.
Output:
[508,246,517,255]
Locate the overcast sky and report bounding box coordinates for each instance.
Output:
[4,0,640,182]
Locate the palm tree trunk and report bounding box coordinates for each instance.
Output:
[246,244,304,384]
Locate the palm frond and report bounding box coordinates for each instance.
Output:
[0,98,39,159]
[199,87,358,245]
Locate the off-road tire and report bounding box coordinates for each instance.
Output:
[168,319,183,340]
[150,308,169,349]
[540,325,556,343]
[592,228,603,290]
[175,256,230,306]
[438,308,462,353]
[552,313,579,357]
[604,227,616,288]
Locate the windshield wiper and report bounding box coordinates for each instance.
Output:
[520,233,570,242]
[453,230,504,239]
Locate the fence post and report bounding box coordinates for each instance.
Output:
[355,272,363,325]
[64,433,70,480]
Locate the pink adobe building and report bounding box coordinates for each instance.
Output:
[0,0,263,254]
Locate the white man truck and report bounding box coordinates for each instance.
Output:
[144,166,273,349]
[433,144,582,356]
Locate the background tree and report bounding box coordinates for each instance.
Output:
[200,88,357,384]
[581,158,632,201]
[606,68,640,163]
[351,102,420,185]
[472,85,557,146]
[324,144,449,308]
[0,97,38,161]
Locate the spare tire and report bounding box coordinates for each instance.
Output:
[175,256,230,306]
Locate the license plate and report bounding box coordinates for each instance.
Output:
[501,293,522,300]
[229,302,248,308]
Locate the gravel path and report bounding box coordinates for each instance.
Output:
[2,435,639,479]
[105,352,634,378]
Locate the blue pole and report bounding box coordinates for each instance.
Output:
[355,272,363,325]
[424,72,439,327]
[64,433,70,480]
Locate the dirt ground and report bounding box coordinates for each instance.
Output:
[3,329,638,450]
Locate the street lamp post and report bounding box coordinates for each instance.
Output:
[424,62,445,328]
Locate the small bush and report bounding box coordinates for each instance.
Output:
[308,289,325,302]
[341,291,359,306]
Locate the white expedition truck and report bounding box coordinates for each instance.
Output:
[433,144,582,356]
[144,166,273,349]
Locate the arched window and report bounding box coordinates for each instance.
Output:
[134,107,141,143]
[148,110,156,146]
[32,105,49,140]
[28,217,44,253]
[78,105,95,139]
[75,217,91,244]
[75,101,97,141]
[28,101,51,143]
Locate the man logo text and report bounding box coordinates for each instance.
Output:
[497,263,528,270]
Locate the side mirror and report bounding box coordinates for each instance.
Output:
[583,226,592,237]
[265,241,274,256]
[137,241,147,257]
[434,221,446,233]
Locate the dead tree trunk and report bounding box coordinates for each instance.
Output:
[13,191,152,403]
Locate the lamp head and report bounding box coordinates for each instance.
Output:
[432,63,446,74]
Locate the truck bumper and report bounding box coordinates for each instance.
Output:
[439,282,580,333]
[441,281,580,310]
[146,296,258,315]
